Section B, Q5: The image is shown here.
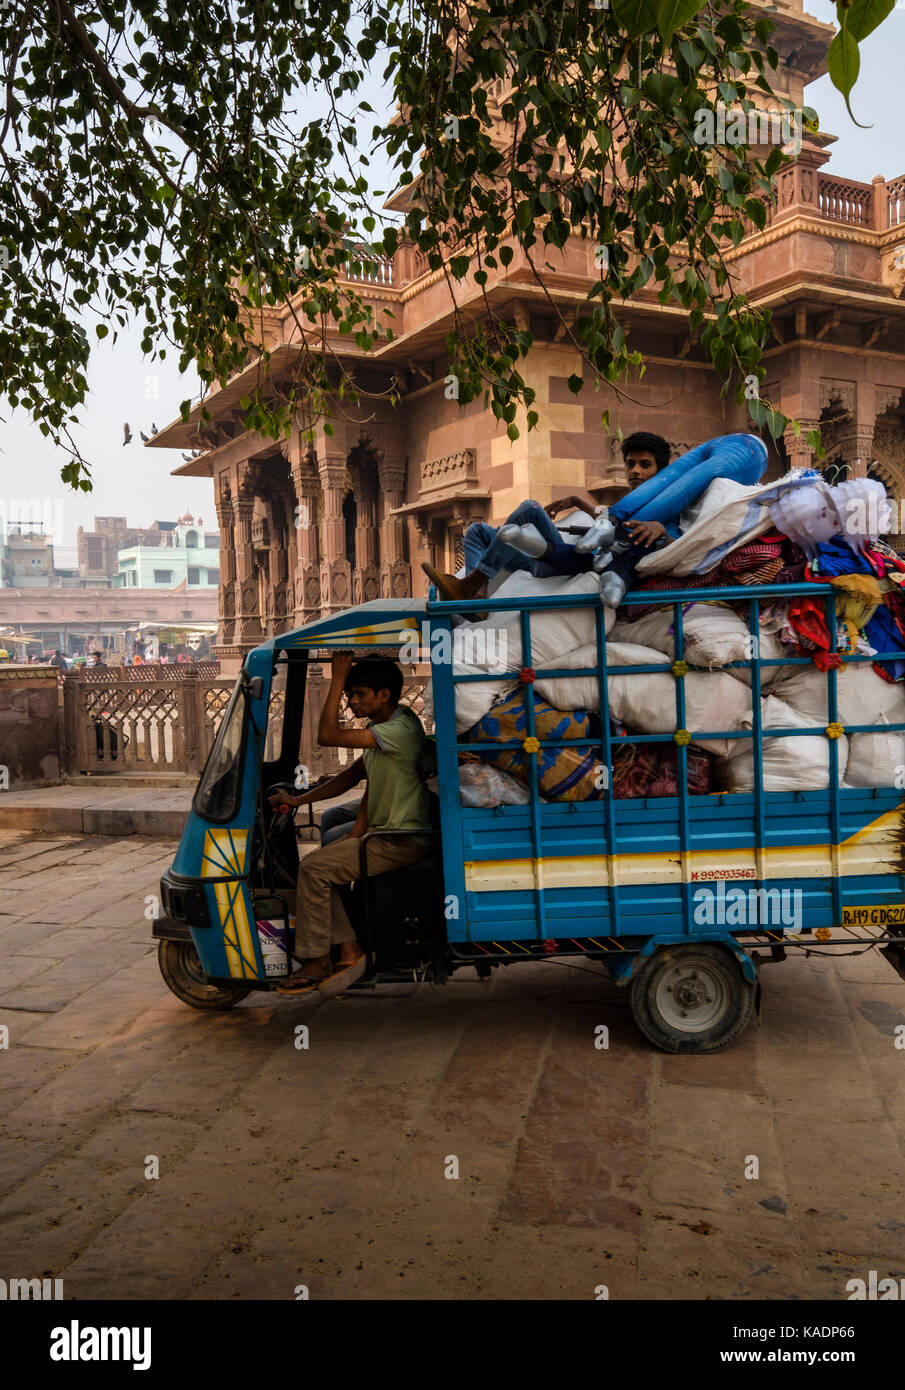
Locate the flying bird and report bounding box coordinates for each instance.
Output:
[122,423,132,445]
[140,431,150,443]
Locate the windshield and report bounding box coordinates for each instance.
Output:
[193,677,247,822]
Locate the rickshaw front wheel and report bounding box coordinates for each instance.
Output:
[629,943,755,1054]
[157,939,252,1011]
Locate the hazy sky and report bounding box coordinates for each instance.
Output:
[1,15,901,550]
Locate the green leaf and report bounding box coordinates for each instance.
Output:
[826,26,865,124]
[567,374,583,395]
[611,0,660,39]
[658,0,705,43]
[841,0,894,42]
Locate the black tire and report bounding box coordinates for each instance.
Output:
[629,943,756,1054]
[157,939,252,1011]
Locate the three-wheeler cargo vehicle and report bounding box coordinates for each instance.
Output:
[154,580,905,1052]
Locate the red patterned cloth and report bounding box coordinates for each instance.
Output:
[626,538,785,620]
[612,743,713,798]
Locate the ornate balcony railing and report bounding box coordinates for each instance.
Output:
[817,174,873,227]
[888,175,905,230]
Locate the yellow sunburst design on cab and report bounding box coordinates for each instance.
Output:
[213,879,258,979]
[200,828,249,879]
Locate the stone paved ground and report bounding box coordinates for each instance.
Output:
[2,829,905,1301]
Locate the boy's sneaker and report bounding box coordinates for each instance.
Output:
[498,522,548,558]
[598,572,627,608]
[574,515,616,553]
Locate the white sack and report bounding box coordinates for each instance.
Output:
[770,662,905,727]
[607,669,752,757]
[423,571,614,733]
[610,609,675,655]
[844,715,905,788]
[715,694,848,792]
[613,603,786,687]
[682,604,787,687]
[533,642,669,712]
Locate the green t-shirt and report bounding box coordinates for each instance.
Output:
[364,705,432,839]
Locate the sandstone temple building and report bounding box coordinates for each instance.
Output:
[153,0,905,670]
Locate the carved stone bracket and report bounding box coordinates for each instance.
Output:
[819,380,856,418]
[876,386,904,417]
[783,421,820,471]
[378,456,408,495]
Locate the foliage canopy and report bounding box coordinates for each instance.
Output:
[0,0,895,486]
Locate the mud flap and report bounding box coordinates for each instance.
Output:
[880,943,905,985]
[754,977,763,1025]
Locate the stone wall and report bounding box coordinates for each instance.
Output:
[0,667,62,788]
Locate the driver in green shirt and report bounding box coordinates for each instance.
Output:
[270,653,432,996]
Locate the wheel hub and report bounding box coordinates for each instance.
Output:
[656,960,729,1033]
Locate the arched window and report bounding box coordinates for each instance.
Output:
[185,530,199,548]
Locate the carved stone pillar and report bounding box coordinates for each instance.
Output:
[286,447,322,625]
[270,488,293,632]
[214,486,236,648]
[256,502,281,634]
[782,422,820,473]
[319,457,353,613]
[379,457,411,600]
[232,485,264,645]
[349,459,381,604]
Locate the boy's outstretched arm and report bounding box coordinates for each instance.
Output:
[268,756,364,810]
[317,652,379,749]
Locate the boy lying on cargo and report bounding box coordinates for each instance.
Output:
[422,431,674,603]
[268,654,432,996]
[424,431,769,608]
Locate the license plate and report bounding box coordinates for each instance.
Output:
[843,904,905,927]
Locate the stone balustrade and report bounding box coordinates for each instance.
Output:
[62,664,231,776]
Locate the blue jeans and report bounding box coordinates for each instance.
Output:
[320,801,360,845]
[465,501,594,580]
[609,434,768,529]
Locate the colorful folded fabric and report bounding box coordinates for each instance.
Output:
[626,537,785,620]
[467,691,603,801]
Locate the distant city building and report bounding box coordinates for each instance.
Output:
[77,514,211,580]
[77,516,132,583]
[113,518,220,589]
[3,529,55,588]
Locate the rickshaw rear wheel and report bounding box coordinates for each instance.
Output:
[157,939,252,1011]
[629,943,755,1054]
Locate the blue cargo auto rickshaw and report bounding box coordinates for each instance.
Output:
[154,580,905,1052]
